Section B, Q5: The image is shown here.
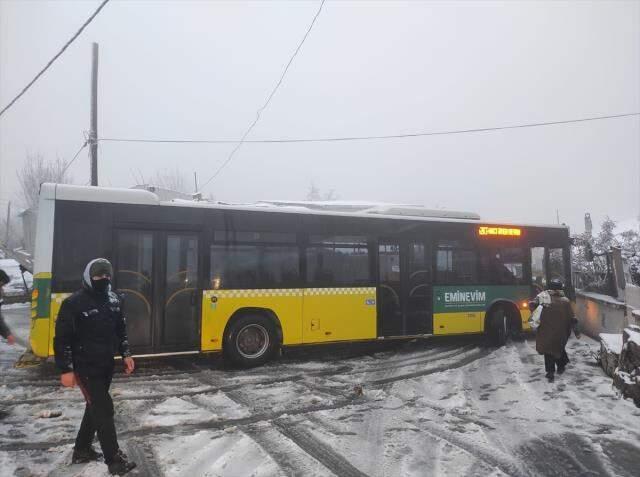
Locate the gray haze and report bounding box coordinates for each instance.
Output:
[1,0,639,233]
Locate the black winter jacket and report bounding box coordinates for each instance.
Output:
[0,306,11,339]
[54,288,131,374]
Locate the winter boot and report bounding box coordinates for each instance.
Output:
[545,372,555,382]
[107,450,137,476]
[557,365,566,375]
[72,446,102,464]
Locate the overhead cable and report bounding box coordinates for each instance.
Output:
[98,112,640,145]
[0,0,111,118]
[197,0,326,191]
[61,140,90,175]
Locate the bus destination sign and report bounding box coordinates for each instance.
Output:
[478,226,522,237]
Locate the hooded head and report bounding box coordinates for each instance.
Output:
[0,269,9,287]
[548,278,564,291]
[83,258,113,296]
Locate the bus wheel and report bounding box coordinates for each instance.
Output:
[224,314,279,368]
[488,307,508,347]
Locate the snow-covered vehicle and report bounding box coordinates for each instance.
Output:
[28,183,572,367]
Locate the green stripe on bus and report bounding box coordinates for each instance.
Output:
[33,276,52,319]
[433,285,530,313]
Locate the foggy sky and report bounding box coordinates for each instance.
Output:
[1,0,639,233]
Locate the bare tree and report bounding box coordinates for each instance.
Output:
[16,153,72,209]
[149,168,188,193]
[306,182,321,201]
[305,182,339,201]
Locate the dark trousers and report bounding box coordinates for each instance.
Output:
[544,350,570,374]
[75,368,119,464]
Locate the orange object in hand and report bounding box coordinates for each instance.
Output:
[60,372,76,388]
[123,357,135,375]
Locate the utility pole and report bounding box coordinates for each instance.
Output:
[193,172,198,193]
[90,42,99,186]
[556,209,560,225]
[4,201,10,246]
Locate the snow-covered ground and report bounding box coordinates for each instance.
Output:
[1,305,639,477]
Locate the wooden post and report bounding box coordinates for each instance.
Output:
[90,42,99,186]
[4,201,10,246]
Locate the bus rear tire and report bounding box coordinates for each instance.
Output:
[488,307,508,347]
[223,313,279,368]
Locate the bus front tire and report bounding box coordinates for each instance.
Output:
[224,314,279,368]
[488,307,508,347]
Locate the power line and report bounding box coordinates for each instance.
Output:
[197,0,326,191]
[0,0,111,119]
[61,140,90,176]
[98,112,640,145]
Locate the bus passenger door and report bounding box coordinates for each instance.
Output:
[115,230,155,355]
[160,233,200,352]
[378,242,404,336]
[115,230,201,354]
[406,241,432,334]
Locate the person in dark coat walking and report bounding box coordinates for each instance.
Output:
[54,258,137,475]
[532,279,579,382]
[0,269,16,346]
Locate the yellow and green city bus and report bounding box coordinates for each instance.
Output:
[29,183,572,367]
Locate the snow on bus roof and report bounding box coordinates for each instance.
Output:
[42,183,568,229]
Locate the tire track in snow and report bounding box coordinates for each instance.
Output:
[369,347,493,386]
[241,422,337,477]
[274,418,369,477]
[124,438,164,477]
[414,419,525,476]
[514,433,610,477]
[2,345,495,452]
[190,368,344,477]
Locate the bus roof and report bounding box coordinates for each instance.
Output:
[40,183,569,230]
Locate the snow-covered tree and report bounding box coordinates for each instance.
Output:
[594,216,619,254]
[620,229,640,284]
[572,215,640,289]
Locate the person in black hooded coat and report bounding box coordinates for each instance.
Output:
[0,268,16,345]
[54,258,137,475]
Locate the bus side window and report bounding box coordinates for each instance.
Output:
[209,232,299,289]
[548,248,565,282]
[436,240,477,284]
[531,247,546,292]
[480,248,525,285]
[306,236,370,287]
